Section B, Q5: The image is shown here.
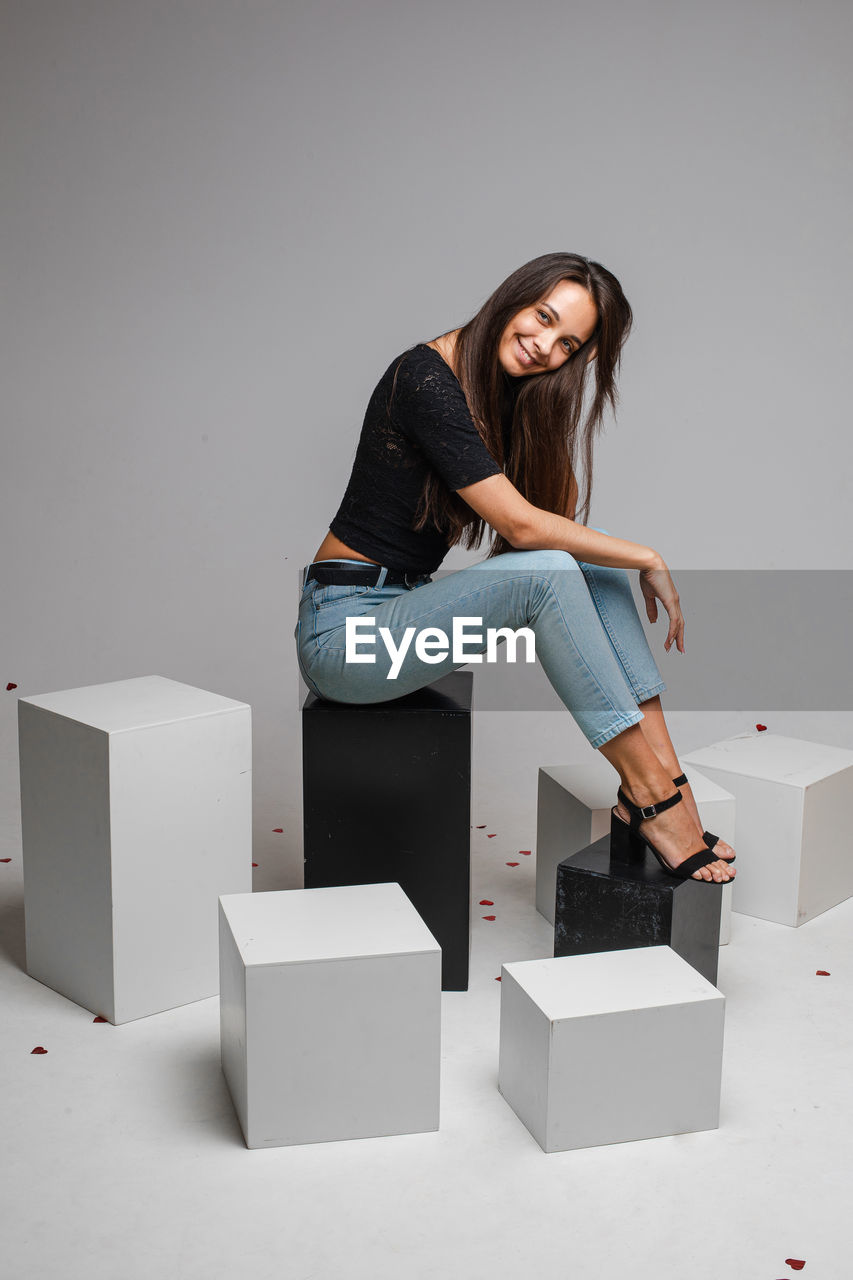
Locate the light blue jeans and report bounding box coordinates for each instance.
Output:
[294,544,666,749]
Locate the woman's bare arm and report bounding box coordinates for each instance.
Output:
[457,472,685,651]
[456,473,664,571]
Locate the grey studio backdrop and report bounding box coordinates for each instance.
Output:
[2,0,852,878]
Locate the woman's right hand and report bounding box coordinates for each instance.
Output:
[638,562,685,654]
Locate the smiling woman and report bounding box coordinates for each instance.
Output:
[496,280,599,373]
[295,252,737,883]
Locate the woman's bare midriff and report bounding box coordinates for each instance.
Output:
[312,530,380,565]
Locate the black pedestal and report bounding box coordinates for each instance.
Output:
[554,836,722,986]
[302,672,473,991]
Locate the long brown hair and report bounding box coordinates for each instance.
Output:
[413,252,632,556]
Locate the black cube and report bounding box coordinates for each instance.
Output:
[302,671,473,991]
[554,836,722,986]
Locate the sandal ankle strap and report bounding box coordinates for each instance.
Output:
[672,772,688,787]
[617,785,683,828]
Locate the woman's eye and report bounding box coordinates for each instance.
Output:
[536,309,550,323]
[562,338,574,352]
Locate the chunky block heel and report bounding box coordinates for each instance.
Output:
[609,806,646,863]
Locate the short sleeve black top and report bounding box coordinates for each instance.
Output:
[329,344,503,573]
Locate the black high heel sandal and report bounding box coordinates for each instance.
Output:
[610,786,732,882]
[672,772,734,861]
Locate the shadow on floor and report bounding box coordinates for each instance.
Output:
[0,891,26,971]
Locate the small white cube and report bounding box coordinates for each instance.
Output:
[684,733,853,927]
[19,676,252,1023]
[219,883,441,1149]
[536,762,735,942]
[499,947,725,1153]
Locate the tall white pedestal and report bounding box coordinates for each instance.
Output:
[219,882,442,1149]
[536,761,735,942]
[498,946,725,1153]
[684,733,853,927]
[19,675,252,1023]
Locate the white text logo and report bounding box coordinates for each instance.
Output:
[345,616,536,680]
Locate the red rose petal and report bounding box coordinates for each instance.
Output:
[756,723,767,731]
[0,858,11,863]
[520,850,531,856]
[482,914,496,921]
[479,899,494,906]
[816,970,830,976]
[506,861,519,867]
[252,862,258,868]
[31,1046,47,1054]
[93,1016,108,1023]
[475,825,486,829]
[272,828,283,834]
[487,833,496,838]
[495,976,501,981]
[785,1263,806,1272]
[6,682,17,691]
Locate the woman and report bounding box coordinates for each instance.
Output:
[296,253,735,884]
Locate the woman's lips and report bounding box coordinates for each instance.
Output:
[516,337,538,367]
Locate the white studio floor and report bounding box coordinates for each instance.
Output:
[1,708,851,1280]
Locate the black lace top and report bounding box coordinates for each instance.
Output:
[329,344,503,573]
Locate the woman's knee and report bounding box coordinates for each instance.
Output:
[508,548,580,573]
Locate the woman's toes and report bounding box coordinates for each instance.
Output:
[714,839,735,861]
[697,859,734,883]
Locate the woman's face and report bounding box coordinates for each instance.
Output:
[497,279,598,377]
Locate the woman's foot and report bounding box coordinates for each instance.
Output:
[674,774,736,862]
[632,698,737,863]
[613,786,736,883]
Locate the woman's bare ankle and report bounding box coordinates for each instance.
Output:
[598,724,678,805]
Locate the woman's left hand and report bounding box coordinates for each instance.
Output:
[638,564,685,654]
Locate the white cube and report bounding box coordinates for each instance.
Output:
[18,675,252,1023]
[219,882,441,1149]
[536,762,735,942]
[498,947,725,1153]
[684,733,853,927]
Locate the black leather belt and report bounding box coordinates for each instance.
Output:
[305,561,414,587]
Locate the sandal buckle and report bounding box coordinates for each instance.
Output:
[639,803,657,819]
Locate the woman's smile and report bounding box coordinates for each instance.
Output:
[515,336,540,368]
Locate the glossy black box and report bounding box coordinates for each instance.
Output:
[302,672,472,991]
[554,836,722,986]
